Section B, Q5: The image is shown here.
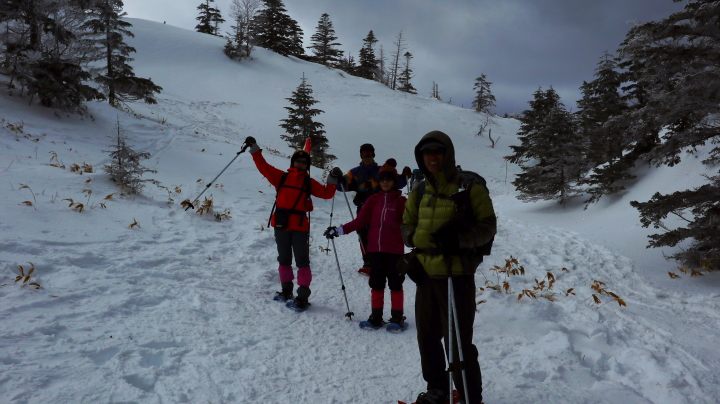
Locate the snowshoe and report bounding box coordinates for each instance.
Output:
[399,389,464,404]
[286,297,311,312]
[359,310,384,330]
[273,291,293,302]
[387,314,408,332]
[386,321,409,332]
[398,390,466,404]
[358,267,371,276]
[359,320,384,330]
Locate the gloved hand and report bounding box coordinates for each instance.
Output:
[243,136,259,153]
[430,224,460,255]
[327,167,343,185]
[324,226,342,239]
[402,166,412,177]
[397,251,429,285]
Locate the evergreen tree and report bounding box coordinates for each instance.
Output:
[103,118,157,194]
[471,73,496,113]
[251,0,304,57]
[617,0,720,168]
[621,0,720,269]
[1,0,101,110]
[279,75,335,168]
[630,172,720,272]
[81,0,162,106]
[506,87,584,204]
[575,51,628,167]
[580,56,656,204]
[337,53,356,75]
[586,0,720,205]
[195,0,225,36]
[396,51,416,94]
[307,13,343,66]
[356,30,378,80]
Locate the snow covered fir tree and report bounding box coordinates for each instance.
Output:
[0,0,160,111]
[0,0,101,110]
[103,119,157,194]
[279,75,335,168]
[82,0,162,107]
[575,52,627,168]
[506,87,584,204]
[621,0,720,271]
[251,0,304,57]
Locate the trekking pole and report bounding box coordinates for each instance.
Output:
[326,195,336,255]
[330,237,354,320]
[185,144,250,211]
[341,188,367,255]
[448,278,471,403]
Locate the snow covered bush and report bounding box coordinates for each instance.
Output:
[103,119,156,194]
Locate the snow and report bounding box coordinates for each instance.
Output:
[1,18,719,404]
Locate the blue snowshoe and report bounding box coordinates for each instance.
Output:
[359,313,384,330]
[273,291,293,302]
[286,297,311,312]
[386,314,408,332]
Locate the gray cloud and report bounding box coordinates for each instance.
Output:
[123,0,685,114]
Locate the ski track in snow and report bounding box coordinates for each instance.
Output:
[2,19,720,404]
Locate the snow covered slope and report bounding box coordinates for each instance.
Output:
[1,19,718,404]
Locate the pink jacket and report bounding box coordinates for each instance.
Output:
[341,190,407,254]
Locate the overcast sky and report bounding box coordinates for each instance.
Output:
[122,0,685,115]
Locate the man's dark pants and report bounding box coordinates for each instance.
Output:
[415,274,483,404]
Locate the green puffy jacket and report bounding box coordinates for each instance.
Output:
[402,130,497,278]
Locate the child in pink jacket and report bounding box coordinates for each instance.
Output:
[325,159,407,329]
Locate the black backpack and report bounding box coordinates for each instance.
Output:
[411,170,494,258]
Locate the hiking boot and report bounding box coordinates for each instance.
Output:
[416,389,448,404]
[274,281,293,301]
[275,290,293,301]
[292,296,309,309]
[366,312,384,328]
[389,309,405,327]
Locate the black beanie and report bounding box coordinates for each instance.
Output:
[290,150,311,170]
[360,143,375,157]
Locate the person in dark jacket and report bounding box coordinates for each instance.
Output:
[244,136,342,309]
[401,131,496,404]
[337,144,410,275]
[325,159,407,327]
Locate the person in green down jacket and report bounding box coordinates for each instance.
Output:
[401,130,496,404]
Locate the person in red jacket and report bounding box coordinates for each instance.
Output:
[244,136,342,309]
[325,159,407,328]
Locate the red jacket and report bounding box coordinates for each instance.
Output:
[341,190,406,254]
[252,150,336,232]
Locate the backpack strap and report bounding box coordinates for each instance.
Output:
[267,172,312,228]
